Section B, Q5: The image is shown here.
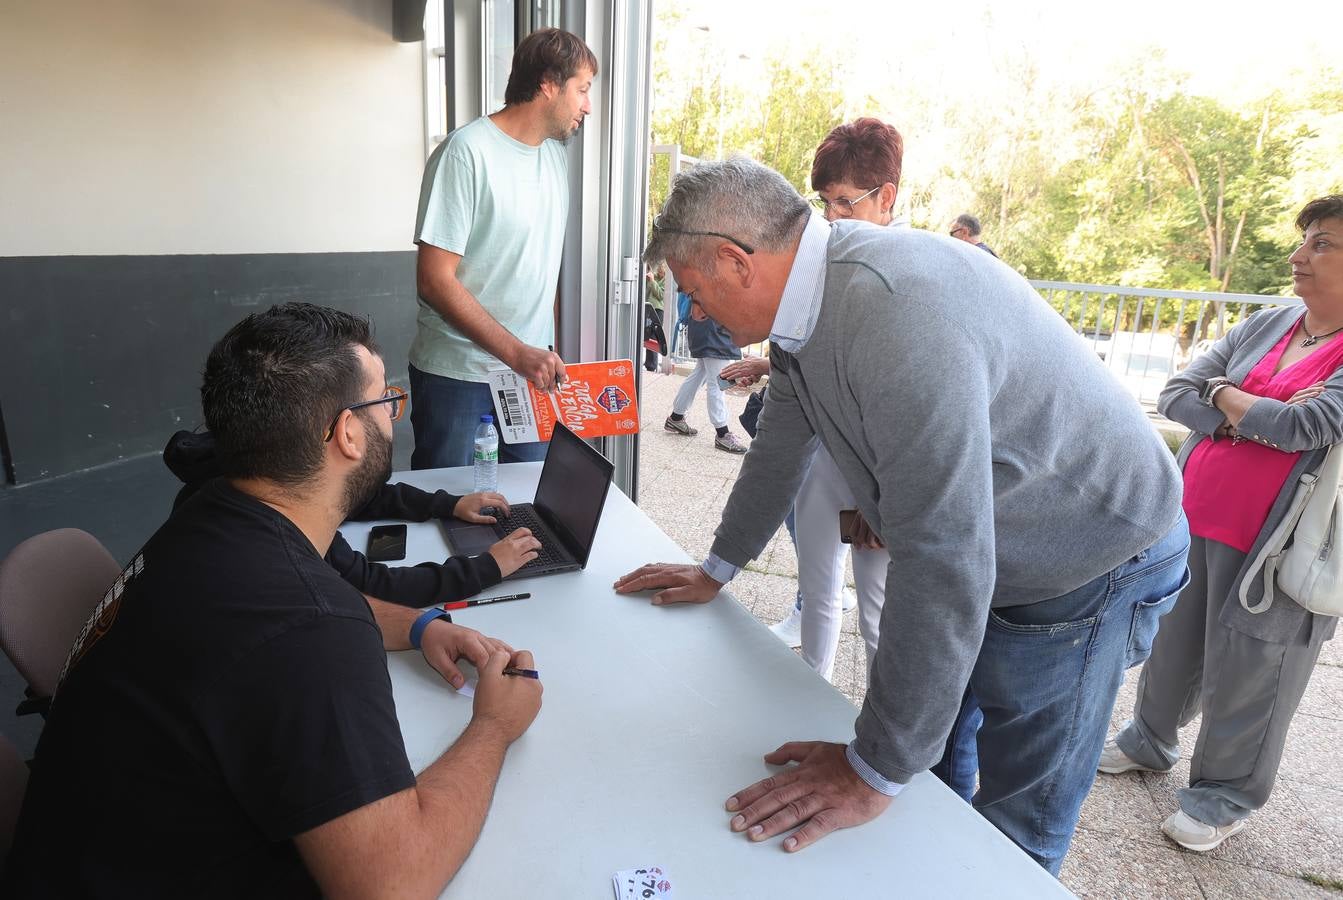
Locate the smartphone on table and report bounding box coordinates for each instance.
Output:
[366,524,408,562]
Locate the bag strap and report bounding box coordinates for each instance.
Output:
[1239,467,1321,614]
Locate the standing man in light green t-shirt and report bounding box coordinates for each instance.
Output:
[409,28,598,469]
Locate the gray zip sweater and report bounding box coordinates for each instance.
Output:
[710,222,1184,784]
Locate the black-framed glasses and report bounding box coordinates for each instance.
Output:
[950,226,969,237]
[809,185,879,216]
[651,215,755,255]
[323,385,409,442]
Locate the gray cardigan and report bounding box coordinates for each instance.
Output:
[1159,304,1342,646]
[710,222,1184,785]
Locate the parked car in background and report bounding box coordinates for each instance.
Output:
[1099,332,1181,405]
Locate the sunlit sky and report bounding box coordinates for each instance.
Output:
[660,0,1342,108]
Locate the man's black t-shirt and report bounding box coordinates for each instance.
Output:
[3,481,416,897]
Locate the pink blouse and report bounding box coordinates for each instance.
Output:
[1183,319,1343,552]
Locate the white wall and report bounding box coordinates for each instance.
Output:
[0,0,426,256]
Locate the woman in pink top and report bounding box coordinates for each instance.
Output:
[1100,196,1343,853]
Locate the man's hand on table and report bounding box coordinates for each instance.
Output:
[453,492,511,523]
[473,649,543,742]
[489,528,542,577]
[613,563,723,605]
[420,619,513,690]
[726,741,892,852]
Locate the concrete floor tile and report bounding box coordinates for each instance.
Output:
[1301,664,1343,723]
[1079,771,1168,849]
[1059,826,1203,899]
[1280,714,1343,788]
[1319,639,1342,670]
[1186,857,1338,899]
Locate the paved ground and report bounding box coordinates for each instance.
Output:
[636,367,1343,899]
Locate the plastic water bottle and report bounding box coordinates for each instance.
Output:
[473,414,499,492]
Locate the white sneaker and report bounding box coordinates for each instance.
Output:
[841,589,858,612]
[1161,809,1248,852]
[769,608,803,648]
[1097,738,1160,774]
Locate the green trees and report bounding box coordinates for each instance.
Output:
[648,4,1339,299]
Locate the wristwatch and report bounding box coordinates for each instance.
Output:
[1200,376,1234,408]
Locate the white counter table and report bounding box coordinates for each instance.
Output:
[341,463,1071,899]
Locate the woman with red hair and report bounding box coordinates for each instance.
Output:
[723,117,905,680]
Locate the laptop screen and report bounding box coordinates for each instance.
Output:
[533,424,614,563]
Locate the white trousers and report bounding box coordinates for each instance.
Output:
[795,446,888,681]
[672,357,729,428]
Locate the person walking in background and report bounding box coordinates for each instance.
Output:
[950,213,997,257]
[1100,195,1343,853]
[409,29,598,469]
[664,290,750,454]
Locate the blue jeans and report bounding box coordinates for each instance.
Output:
[962,514,1190,875]
[408,365,548,470]
[931,685,983,803]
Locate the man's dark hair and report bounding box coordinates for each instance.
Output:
[1296,195,1343,232]
[504,28,598,106]
[954,214,982,237]
[201,303,378,487]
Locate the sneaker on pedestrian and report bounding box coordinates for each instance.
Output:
[664,415,697,436]
[714,432,748,453]
[1097,737,1161,775]
[841,589,858,612]
[769,608,803,648]
[1160,809,1248,852]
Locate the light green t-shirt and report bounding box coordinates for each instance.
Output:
[410,116,569,381]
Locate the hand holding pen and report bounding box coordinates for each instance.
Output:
[510,343,566,393]
[473,649,542,741]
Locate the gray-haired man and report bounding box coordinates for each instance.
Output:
[950,212,998,257]
[614,157,1188,874]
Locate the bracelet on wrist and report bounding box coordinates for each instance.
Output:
[409,607,452,650]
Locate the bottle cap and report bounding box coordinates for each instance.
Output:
[481,414,494,423]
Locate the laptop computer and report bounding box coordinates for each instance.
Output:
[440,423,615,580]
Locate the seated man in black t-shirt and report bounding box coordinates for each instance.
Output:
[3,303,543,897]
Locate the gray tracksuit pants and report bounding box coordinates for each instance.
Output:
[1115,535,1328,826]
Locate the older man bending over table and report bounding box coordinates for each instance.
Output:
[615,157,1188,875]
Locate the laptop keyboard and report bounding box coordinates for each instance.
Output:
[497,505,568,567]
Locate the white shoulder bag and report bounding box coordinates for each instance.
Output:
[1239,442,1343,617]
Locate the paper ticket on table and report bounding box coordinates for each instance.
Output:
[612,865,674,899]
[486,360,640,444]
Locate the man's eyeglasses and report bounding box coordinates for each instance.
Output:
[809,185,879,216]
[950,226,970,237]
[323,385,409,442]
[651,215,755,255]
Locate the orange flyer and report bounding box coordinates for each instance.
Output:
[485,359,640,444]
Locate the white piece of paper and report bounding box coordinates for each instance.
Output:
[612,865,674,899]
[485,368,541,444]
[455,680,475,698]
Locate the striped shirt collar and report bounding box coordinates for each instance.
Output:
[769,213,831,353]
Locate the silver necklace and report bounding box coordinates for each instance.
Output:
[1300,319,1343,347]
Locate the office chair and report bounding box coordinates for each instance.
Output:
[0,529,120,714]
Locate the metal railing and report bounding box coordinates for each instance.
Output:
[1030,281,1299,407]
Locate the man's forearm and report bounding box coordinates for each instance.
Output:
[367,596,420,651]
[408,718,512,888]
